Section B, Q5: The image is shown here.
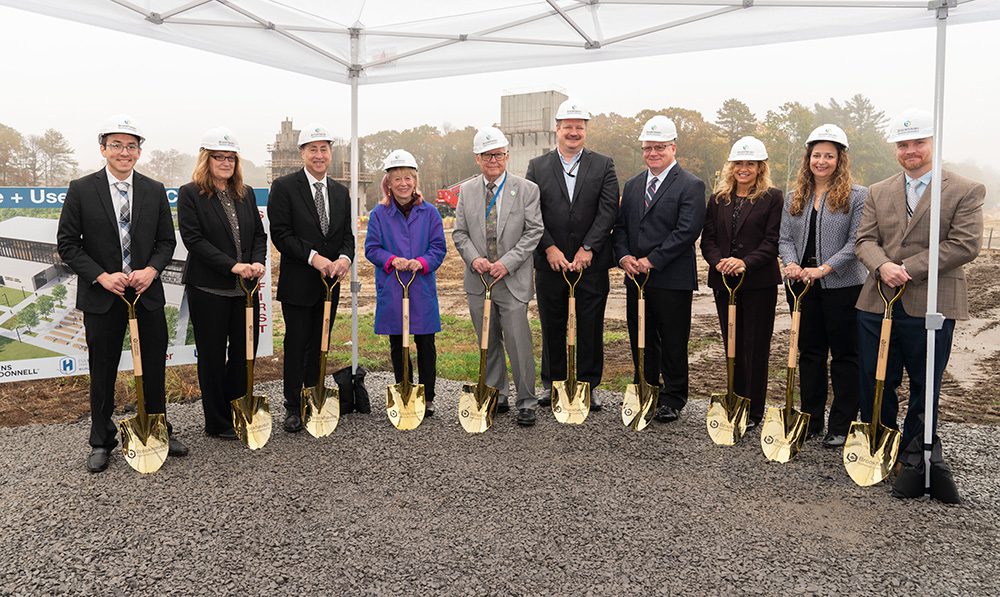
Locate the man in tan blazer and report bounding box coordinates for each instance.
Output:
[454,127,544,426]
[855,108,985,503]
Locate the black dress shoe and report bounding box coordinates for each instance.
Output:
[516,408,536,427]
[805,429,822,441]
[283,412,303,433]
[590,393,603,412]
[537,390,551,408]
[86,448,110,473]
[822,433,847,448]
[891,465,925,499]
[745,418,761,431]
[654,405,679,422]
[496,401,510,414]
[425,401,435,417]
[207,428,238,441]
[168,437,189,457]
[930,463,961,504]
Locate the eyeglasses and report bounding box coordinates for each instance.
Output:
[105,141,140,154]
[641,144,673,154]
[210,154,237,163]
[480,152,508,162]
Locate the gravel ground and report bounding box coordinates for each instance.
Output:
[1,371,998,596]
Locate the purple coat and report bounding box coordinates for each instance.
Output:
[365,200,446,335]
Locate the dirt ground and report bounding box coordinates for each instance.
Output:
[2,228,998,428]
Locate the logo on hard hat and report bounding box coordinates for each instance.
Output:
[742,144,749,150]
[650,125,658,131]
[224,135,231,141]
[903,120,911,127]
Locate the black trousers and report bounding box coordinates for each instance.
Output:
[625,284,692,411]
[388,333,436,402]
[84,296,170,449]
[536,267,610,390]
[281,287,340,412]
[785,283,861,436]
[712,286,777,423]
[188,287,260,435]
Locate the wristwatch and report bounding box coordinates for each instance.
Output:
[582,244,592,252]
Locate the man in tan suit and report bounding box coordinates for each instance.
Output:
[855,108,985,503]
[454,127,544,426]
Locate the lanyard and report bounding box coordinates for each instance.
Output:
[485,172,507,220]
[563,154,582,178]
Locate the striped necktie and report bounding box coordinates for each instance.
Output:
[314,181,329,235]
[645,177,658,209]
[906,178,921,220]
[114,181,131,274]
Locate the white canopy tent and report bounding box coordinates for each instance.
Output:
[6,0,998,490]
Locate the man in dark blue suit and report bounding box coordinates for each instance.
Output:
[612,115,706,423]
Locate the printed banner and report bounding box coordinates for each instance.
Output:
[0,187,273,383]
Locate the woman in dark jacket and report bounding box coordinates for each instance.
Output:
[178,127,267,439]
[778,124,868,447]
[701,136,783,429]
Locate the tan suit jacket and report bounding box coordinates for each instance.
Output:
[453,172,544,303]
[855,169,985,319]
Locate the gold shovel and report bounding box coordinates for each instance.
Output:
[386,270,426,430]
[621,274,658,431]
[706,270,749,446]
[761,279,812,463]
[230,277,271,450]
[458,274,499,434]
[843,281,905,486]
[553,269,590,425]
[118,293,169,474]
[301,274,341,438]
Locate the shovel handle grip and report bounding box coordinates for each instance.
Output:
[567,296,576,346]
[637,298,645,349]
[129,318,142,377]
[481,298,491,350]
[320,299,332,352]
[787,310,800,368]
[876,318,892,382]
[402,297,410,348]
[727,304,736,359]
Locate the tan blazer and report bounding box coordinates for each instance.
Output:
[453,172,544,303]
[855,169,985,319]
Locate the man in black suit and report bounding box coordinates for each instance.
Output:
[267,122,354,433]
[57,114,188,473]
[526,99,619,411]
[612,115,706,423]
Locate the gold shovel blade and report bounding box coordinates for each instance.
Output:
[843,421,901,486]
[760,406,811,463]
[386,383,426,431]
[301,385,340,438]
[621,383,658,431]
[458,383,498,434]
[231,394,272,450]
[552,380,591,425]
[706,392,750,446]
[119,413,169,474]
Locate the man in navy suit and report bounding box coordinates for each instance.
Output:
[57,114,188,472]
[612,115,706,423]
[267,123,354,433]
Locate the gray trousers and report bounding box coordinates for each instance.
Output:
[467,281,537,410]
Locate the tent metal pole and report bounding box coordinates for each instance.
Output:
[350,27,360,374]
[924,0,953,492]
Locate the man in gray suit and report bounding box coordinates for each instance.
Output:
[454,126,544,426]
[855,108,985,503]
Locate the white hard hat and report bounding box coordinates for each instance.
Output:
[805,124,849,149]
[200,126,240,153]
[473,126,509,154]
[98,114,145,144]
[555,99,591,121]
[383,149,418,171]
[638,115,678,142]
[886,108,934,143]
[728,136,768,161]
[298,122,335,147]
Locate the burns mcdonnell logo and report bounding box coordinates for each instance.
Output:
[59,357,76,375]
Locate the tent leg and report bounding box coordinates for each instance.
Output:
[350,32,360,375]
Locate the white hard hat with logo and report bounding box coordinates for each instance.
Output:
[806,124,849,149]
[728,136,768,161]
[298,122,335,147]
[473,126,509,154]
[383,149,418,171]
[200,127,241,153]
[98,114,145,144]
[555,99,591,121]
[638,115,678,142]
[886,108,934,143]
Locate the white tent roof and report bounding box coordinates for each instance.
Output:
[4,0,1000,85]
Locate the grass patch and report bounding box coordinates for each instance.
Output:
[0,336,61,360]
[0,286,28,308]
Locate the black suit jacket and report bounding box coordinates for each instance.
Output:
[701,188,783,291]
[57,168,176,313]
[526,148,619,270]
[177,182,267,289]
[267,169,354,306]
[612,163,707,291]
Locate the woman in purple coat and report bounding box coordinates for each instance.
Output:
[365,149,446,415]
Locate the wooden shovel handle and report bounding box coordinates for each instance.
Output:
[727,304,736,359]
[320,299,332,352]
[129,317,142,377]
[567,296,576,347]
[787,310,801,369]
[637,297,645,350]
[481,298,491,350]
[875,318,892,382]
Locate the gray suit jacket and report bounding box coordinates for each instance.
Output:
[453,172,543,303]
[855,169,985,319]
